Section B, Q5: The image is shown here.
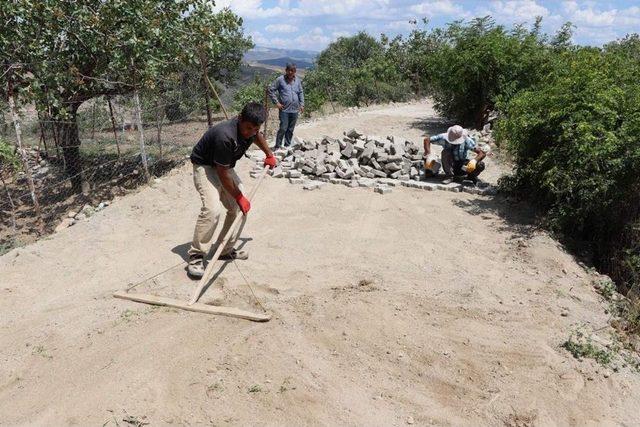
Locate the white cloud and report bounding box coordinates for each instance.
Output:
[265,23,299,33]
[563,1,616,26]
[488,1,550,20]
[385,20,415,31]
[410,1,464,16]
[332,30,352,38]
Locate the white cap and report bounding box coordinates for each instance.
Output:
[446,125,466,145]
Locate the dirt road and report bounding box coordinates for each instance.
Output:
[1,100,638,426]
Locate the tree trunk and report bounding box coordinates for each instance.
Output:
[107,97,121,159]
[37,111,49,158]
[55,103,84,193]
[263,85,269,136]
[203,80,213,127]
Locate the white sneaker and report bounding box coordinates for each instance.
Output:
[187,255,204,278]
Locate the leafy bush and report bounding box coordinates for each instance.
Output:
[406,17,559,128]
[233,74,276,112]
[0,137,19,171]
[496,40,640,294]
[304,32,412,111]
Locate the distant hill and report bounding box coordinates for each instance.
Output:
[255,56,314,69]
[245,46,317,68]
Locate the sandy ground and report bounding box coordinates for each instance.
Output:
[1,100,639,426]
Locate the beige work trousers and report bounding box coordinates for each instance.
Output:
[188,164,245,258]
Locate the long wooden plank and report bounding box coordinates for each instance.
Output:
[189,165,270,305]
[114,291,271,322]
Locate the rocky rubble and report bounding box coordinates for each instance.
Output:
[249,129,497,196]
[54,201,110,232]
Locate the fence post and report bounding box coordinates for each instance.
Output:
[263,84,270,137]
[133,89,150,181]
[7,81,44,232]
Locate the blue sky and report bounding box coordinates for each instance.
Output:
[213,0,640,51]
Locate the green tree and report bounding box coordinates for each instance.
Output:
[417,16,555,128]
[0,0,250,192]
[304,31,412,109]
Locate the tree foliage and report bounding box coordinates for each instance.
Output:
[0,0,251,191]
[496,38,640,293]
[304,32,412,110]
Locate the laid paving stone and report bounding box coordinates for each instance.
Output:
[374,185,392,194]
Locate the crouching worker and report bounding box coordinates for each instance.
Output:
[423,125,487,184]
[187,102,277,278]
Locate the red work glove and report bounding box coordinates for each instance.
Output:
[264,154,277,169]
[234,193,251,215]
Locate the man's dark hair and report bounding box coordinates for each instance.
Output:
[240,102,266,125]
[285,62,296,71]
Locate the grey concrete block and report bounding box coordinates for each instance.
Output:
[390,170,401,179]
[288,170,302,178]
[346,128,362,139]
[322,172,337,179]
[371,169,387,178]
[371,158,382,171]
[377,178,397,187]
[341,142,353,158]
[359,179,376,188]
[303,182,321,191]
[374,186,392,194]
[272,166,284,178]
[385,162,401,172]
[289,177,305,184]
[302,165,313,174]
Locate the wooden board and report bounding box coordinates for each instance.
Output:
[113,291,271,322]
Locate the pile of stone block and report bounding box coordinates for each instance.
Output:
[248,128,497,196]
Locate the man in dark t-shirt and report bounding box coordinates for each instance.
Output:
[187,102,277,278]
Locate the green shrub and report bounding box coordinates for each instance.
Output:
[496,41,640,294]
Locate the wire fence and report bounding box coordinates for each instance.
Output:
[0,81,278,254]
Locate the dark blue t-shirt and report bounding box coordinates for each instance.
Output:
[190,117,254,168]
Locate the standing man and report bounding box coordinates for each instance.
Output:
[423,125,487,184]
[269,62,304,149]
[187,102,277,278]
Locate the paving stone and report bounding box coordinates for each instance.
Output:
[272,166,284,178]
[288,170,302,178]
[374,186,392,194]
[371,169,387,178]
[341,142,354,158]
[303,182,321,191]
[385,162,401,172]
[346,128,362,139]
[359,179,376,188]
[289,177,305,184]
